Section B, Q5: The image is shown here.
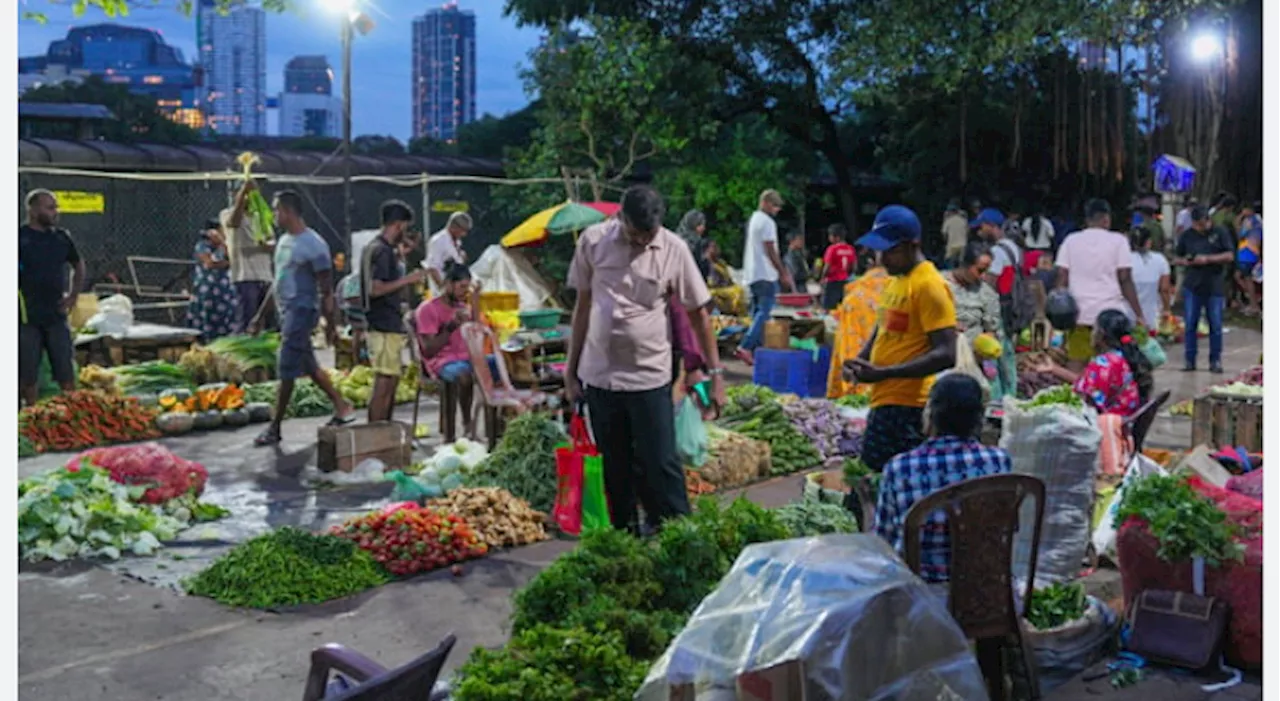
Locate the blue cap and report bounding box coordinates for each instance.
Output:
[970,208,1005,228]
[856,205,922,251]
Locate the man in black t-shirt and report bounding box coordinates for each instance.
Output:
[361,200,425,422]
[19,190,85,407]
[1174,207,1234,374]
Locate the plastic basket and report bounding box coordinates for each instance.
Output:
[752,349,812,396]
[480,291,520,316]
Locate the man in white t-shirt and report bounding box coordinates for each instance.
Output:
[735,189,792,364]
[424,211,471,297]
[1055,198,1146,365]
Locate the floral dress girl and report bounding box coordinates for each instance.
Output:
[186,227,238,343]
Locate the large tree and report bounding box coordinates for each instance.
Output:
[23,0,292,22]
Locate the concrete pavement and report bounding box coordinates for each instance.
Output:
[17,328,1262,700]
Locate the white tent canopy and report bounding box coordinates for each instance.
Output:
[469,245,560,311]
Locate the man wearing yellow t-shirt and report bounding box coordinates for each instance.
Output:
[843,205,958,472]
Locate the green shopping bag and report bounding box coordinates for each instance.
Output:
[581,453,611,533]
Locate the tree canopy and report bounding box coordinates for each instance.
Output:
[20,75,202,144]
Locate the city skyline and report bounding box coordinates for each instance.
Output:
[15,1,541,141]
[412,3,476,142]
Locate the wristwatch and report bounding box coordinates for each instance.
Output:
[707,367,726,377]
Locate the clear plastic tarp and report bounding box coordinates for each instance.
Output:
[637,534,989,701]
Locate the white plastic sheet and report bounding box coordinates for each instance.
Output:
[1000,399,1101,585]
[636,535,989,701]
[469,245,558,311]
[87,294,134,337]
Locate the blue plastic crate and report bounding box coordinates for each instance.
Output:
[808,345,832,398]
[753,348,811,396]
[753,347,832,398]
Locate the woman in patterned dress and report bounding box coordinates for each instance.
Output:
[826,253,891,400]
[186,219,239,343]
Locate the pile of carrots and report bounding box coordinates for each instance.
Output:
[21,390,161,454]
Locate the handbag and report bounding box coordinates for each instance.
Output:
[1125,557,1230,671]
[552,414,612,536]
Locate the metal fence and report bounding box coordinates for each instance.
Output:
[17,169,536,298]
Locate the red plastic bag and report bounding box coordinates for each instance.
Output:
[552,416,597,536]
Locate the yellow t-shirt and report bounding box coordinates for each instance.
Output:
[869,261,957,409]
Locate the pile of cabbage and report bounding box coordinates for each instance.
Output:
[409,439,490,498]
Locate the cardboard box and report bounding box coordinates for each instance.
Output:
[763,320,791,350]
[317,421,412,473]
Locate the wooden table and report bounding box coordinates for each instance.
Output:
[74,323,201,367]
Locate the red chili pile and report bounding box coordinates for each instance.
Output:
[21,390,160,454]
[331,505,489,577]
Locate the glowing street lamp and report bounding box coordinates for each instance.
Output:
[1190,32,1223,63]
[323,0,375,262]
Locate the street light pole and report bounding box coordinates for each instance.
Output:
[341,15,353,264]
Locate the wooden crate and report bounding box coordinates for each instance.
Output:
[1190,395,1263,452]
[317,421,413,473]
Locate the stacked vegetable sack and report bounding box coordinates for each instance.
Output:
[448,497,857,701]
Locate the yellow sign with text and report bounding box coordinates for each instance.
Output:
[52,191,105,215]
[432,200,469,213]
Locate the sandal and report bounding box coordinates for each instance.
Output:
[254,427,282,447]
[325,413,357,427]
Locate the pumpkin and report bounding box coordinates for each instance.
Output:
[246,402,273,423]
[192,410,223,431]
[156,413,195,435]
[222,408,251,427]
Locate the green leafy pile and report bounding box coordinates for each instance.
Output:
[19,420,37,458]
[184,527,390,608]
[112,361,195,396]
[205,334,280,374]
[721,383,777,419]
[1023,385,1084,409]
[19,466,184,562]
[464,414,566,513]
[1025,581,1088,630]
[453,497,791,701]
[834,393,870,409]
[842,457,874,488]
[241,379,333,419]
[1114,474,1245,566]
[773,500,858,537]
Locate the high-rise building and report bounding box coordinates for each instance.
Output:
[411,3,476,142]
[284,55,332,95]
[197,0,267,136]
[17,24,203,128]
[278,56,342,138]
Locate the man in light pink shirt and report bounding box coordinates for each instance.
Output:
[565,185,726,535]
[1055,198,1146,364]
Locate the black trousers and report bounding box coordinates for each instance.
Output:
[585,383,691,532]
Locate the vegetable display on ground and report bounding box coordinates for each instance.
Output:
[453,498,795,701]
[463,414,566,513]
[331,506,488,577]
[67,443,208,504]
[773,499,859,537]
[1022,385,1084,409]
[19,466,184,562]
[425,487,549,549]
[719,400,821,475]
[1114,474,1246,566]
[78,364,118,394]
[695,425,771,488]
[184,527,390,608]
[20,391,161,454]
[780,398,863,460]
[111,361,195,396]
[333,365,419,408]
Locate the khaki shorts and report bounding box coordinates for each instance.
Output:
[366,331,406,377]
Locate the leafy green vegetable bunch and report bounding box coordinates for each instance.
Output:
[19,466,184,562]
[1024,385,1084,409]
[1025,581,1088,630]
[773,500,859,537]
[184,527,390,609]
[835,393,870,409]
[721,383,778,419]
[1114,474,1245,566]
[463,414,566,513]
[456,498,791,700]
[728,402,822,474]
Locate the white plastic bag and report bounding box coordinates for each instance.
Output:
[1000,398,1100,585]
[1026,596,1120,695]
[1090,454,1167,558]
[675,396,709,467]
[944,335,990,401]
[88,294,134,337]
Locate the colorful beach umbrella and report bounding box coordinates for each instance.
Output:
[501,201,618,248]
